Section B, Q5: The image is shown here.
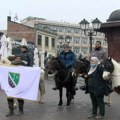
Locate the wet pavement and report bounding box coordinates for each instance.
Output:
[0,79,120,120]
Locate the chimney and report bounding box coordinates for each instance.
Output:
[7,16,11,21]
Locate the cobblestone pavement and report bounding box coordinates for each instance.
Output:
[0,79,120,120]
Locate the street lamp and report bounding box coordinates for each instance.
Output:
[65,35,72,45]
[57,35,72,55]
[79,18,101,52]
[58,35,64,55]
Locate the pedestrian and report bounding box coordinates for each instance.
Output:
[86,57,110,119]
[20,45,34,67]
[88,41,108,62]
[6,55,26,117]
[52,44,77,91]
[88,40,112,106]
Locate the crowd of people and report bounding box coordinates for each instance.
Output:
[0,39,112,119]
[52,40,109,119]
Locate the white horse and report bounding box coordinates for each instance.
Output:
[102,58,120,95]
[38,68,45,103]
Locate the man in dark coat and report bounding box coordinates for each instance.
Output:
[53,44,77,91]
[20,45,34,67]
[59,44,76,69]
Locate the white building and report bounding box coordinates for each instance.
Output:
[21,16,107,57]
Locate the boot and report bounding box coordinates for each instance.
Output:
[16,99,24,116]
[6,98,14,117]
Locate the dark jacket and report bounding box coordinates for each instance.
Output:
[86,64,110,96]
[20,50,34,67]
[59,50,76,69]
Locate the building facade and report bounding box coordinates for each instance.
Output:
[7,16,57,56]
[21,16,107,57]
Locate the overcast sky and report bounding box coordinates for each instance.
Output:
[1,0,120,29]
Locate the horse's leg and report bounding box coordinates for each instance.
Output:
[58,87,63,106]
[107,93,111,106]
[66,88,71,106]
[38,78,45,103]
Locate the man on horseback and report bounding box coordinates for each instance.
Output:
[52,44,77,91]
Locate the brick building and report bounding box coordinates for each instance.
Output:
[7,16,36,43]
[7,16,57,56]
[99,9,120,62]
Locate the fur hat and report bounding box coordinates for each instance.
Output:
[7,55,15,62]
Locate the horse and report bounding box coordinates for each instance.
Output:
[102,57,120,94]
[73,58,90,77]
[47,57,76,106]
[38,68,45,104]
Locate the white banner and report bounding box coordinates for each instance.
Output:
[0,66,41,101]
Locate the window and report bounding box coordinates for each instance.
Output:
[81,47,88,54]
[103,41,108,46]
[74,28,80,33]
[37,35,42,45]
[58,27,64,32]
[73,37,80,43]
[92,38,95,44]
[65,28,72,33]
[73,47,80,54]
[81,37,88,44]
[45,37,49,47]
[52,38,55,47]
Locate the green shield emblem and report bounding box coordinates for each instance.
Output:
[8,72,20,88]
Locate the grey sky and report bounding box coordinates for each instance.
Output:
[1,0,120,29]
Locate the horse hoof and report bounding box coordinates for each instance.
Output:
[38,100,44,104]
[58,103,62,106]
[71,100,74,104]
[66,105,70,109]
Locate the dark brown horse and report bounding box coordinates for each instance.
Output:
[47,57,76,106]
[73,58,90,77]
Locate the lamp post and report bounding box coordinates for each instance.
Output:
[58,35,64,55]
[79,18,101,52]
[65,35,72,45]
[57,35,72,55]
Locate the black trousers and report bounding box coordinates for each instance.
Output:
[89,93,105,116]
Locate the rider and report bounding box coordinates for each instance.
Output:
[52,44,77,91]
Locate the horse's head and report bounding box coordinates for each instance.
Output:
[47,57,63,74]
[102,57,114,80]
[73,58,90,76]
